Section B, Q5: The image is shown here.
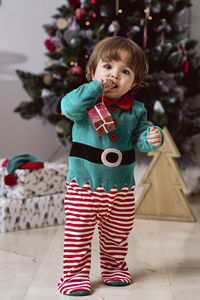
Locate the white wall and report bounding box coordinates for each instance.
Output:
[191,0,200,53]
[0,0,66,161]
[0,0,199,162]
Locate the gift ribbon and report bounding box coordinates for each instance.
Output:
[94,104,114,133]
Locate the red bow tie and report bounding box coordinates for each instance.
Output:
[98,93,134,110]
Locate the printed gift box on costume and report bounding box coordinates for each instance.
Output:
[0,154,67,233]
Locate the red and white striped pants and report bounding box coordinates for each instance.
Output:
[58,179,135,295]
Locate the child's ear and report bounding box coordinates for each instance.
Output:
[131,82,136,89]
[91,73,94,80]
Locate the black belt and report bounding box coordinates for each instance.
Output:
[69,142,135,167]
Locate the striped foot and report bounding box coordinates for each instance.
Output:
[58,276,91,296]
[102,271,132,286]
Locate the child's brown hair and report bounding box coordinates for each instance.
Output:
[86,36,149,92]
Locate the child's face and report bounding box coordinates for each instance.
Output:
[91,50,135,101]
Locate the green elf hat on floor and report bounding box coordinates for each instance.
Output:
[2,153,44,186]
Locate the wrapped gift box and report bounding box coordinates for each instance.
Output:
[0,161,67,200]
[0,193,66,233]
[88,102,116,136]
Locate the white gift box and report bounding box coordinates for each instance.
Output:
[0,193,66,233]
[0,160,67,200]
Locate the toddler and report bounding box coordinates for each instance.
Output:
[58,36,164,296]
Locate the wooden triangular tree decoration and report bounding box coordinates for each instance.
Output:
[135,127,196,222]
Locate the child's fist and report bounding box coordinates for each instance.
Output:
[99,77,115,92]
[147,127,162,147]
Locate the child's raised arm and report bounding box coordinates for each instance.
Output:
[61,80,102,121]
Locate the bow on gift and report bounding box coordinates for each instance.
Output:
[94,103,115,133]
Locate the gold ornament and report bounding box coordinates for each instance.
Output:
[56,17,68,30]
[43,74,53,86]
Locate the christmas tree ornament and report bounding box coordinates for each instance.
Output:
[156,18,171,45]
[183,49,189,75]
[151,3,161,14]
[63,20,81,44]
[75,7,87,20]
[91,0,99,4]
[108,21,120,36]
[56,17,68,30]
[100,4,109,17]
[166,4,175,13]
[44,38,56,53]
[143,5,151,48]
[43,74,53,86]
[130,25,140,35]
[67,0,80,6]
[71,65,83,75]
[69,36,82,48]
[80,28,93,40]
[41,89,51,98]
[153,100,165,113]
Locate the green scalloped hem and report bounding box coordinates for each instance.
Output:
[105,281,130,286]
[66,290,90,296]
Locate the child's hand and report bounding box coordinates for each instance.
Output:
[99,77,115,92]
[147,127,162,147]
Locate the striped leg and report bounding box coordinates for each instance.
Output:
[58,180,97,296]
[97,185,135,286]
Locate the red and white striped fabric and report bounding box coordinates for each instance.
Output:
[58,179,135,295]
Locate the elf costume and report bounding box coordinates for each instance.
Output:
[58,80,164,296]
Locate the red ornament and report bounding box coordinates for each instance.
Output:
[4,174,17,186]
[75,7,87,20]
[71,65,83,75]
[184,59,189,75]
[92,12,97,18]
[44,38,56,53]
[91,0,99,4]
[67,0,80,6]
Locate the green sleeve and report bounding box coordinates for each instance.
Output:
[131,103,164,152]
[61,80,103,121]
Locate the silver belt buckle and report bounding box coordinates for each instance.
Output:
[101,148,122,167]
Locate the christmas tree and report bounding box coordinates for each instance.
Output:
[135,127,196,222]
[15,0,200,162]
